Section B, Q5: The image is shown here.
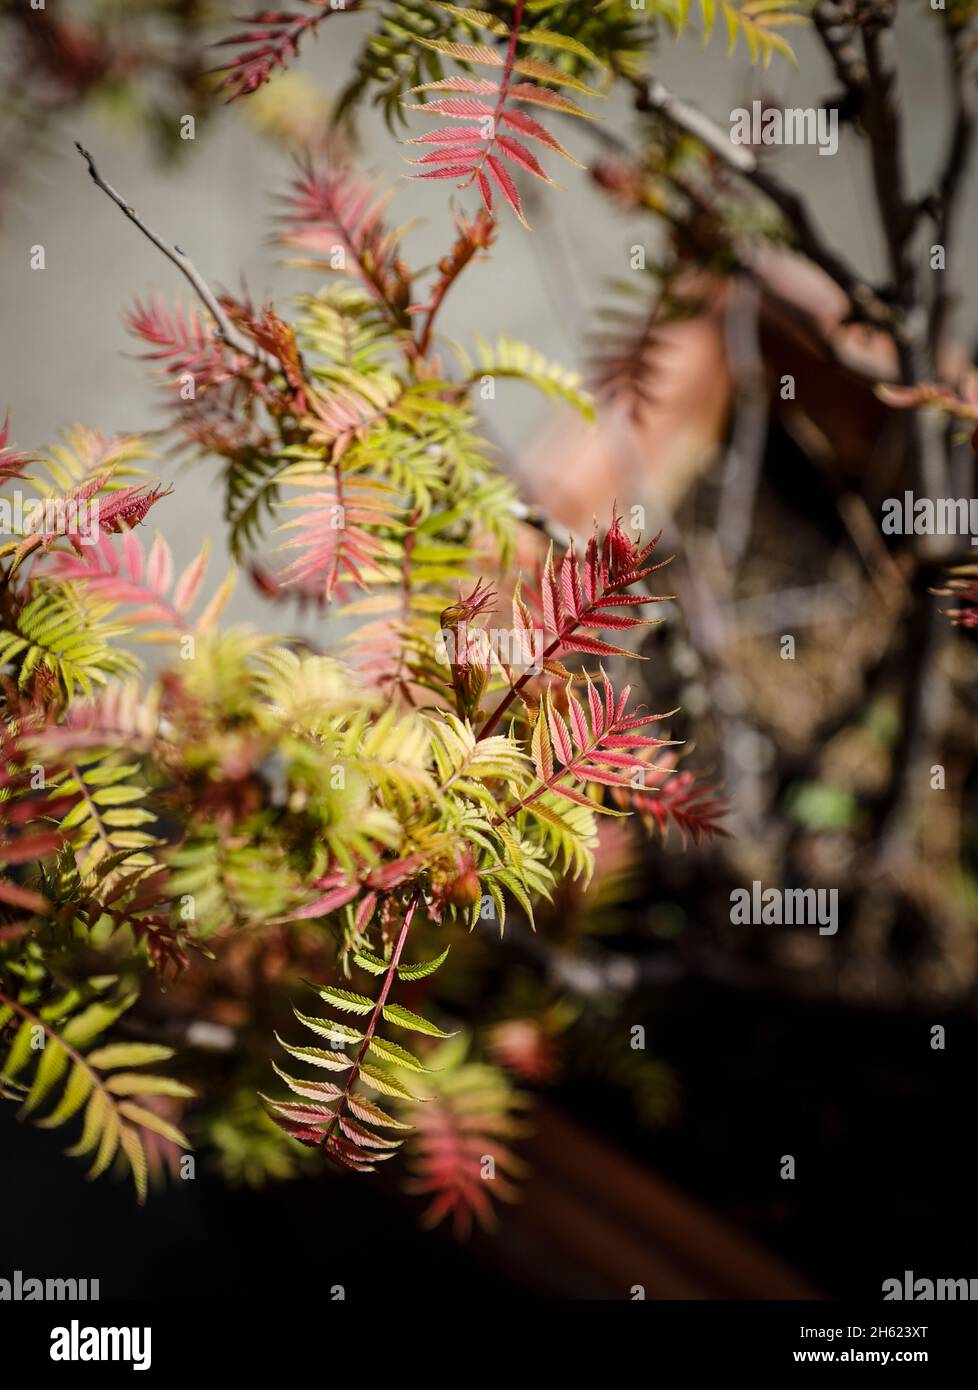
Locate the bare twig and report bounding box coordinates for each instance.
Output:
[716,279,767,574]
[812,0,869,103]
[859,8,916,315]
[839,4,952,864]
[626,75,893,332]
[74,141,281,373]
[928,18,978,353]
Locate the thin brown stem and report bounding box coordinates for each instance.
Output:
[74,142,280,372]
[624,75,893,332]
[928,17,978,353]
[415,225,494,357]
[477,636,559,742]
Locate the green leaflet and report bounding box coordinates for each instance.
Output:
[0,590,138,699]
[19,1037,69,1116]
[293,1009,363,1044]
[119,1127,149,1204]
[397,944,450,981]
[468,876,506,935]
[358,1062,427,1101]
[1,1020,36,1082]
[353,947,389,975]
[86,1043,175,1069]
[314,984,375,1015]
[435,4,508,36]
[116,1102,190,1148]
[455,337,596,420]
[367,1035,429,1073]
[61,995,138,1048]
[274,1034,353,1073]
[382,1003,456,1039]
[0,988,192,1201]
[680,0,803,68]
[346,1093,413,1131]
[103,1074,196,1098]
[271,1063,344,1103]
[35,1065,93,1130]
[49,757,157,876]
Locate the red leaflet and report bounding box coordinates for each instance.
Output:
[266,1100,337,1127]
[549,782,595,809]
[500,110,584,166]
[405,127,488,145]
[408,76,500,96]
[612,759,732,846]
[505,673,677,816]
[493,134,554,184]
[365,852,428,891]
[479,509,672,741]
[126,297,233,391]
[339,1116,397,1151]
[212,1,363,102]
[280,476,395,600]
[293,881,360,918]
[561,633,634,658]
[591,591,666,608]
[270,1072,345,1104]
[586,678,603,739]
[506,83,594,118]
[486,156,528,227]
[407,147,487,165]
[541,552,560,634]
[410,98,496,119]
[546,698,573,764]
[0,880,48,911]
[399,0,601,225]
[413,165,481,181]
[567,691,589,750]
[603,734,669,749]
[43,530,214,631]
[278,161,410,320]
[577,611,645,630]
[0,831,63,865]
[355,893,378,933]
[576,765,632,788]
[560,547,583,619]
[298,853,428,922]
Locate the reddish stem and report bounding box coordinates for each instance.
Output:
[458,0,526,191]
[415,231,493,357]
[477,635,561,741]
[493,0,526,125]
